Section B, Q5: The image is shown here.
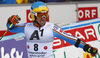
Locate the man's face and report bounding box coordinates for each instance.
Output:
[36,17,47,26]
[35,11,48,26]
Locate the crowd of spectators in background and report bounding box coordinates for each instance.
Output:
[0,0,64,4]
[0,0,28,4]
[0,0,100,4]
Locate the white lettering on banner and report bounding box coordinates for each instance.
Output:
[75,31,85,40]
[64,41,67,44]
[92,10,96,18]
[26,10,33,23]
[65,26,97,41]
[1,47,23,58]
[78,9,96,18]
[85,28,95,39]
[28,12,32,21]
[85,10,90,18]
[65,28,95,40]
[78,10,84,18]
[53,39,61,46]
[78,7,98,21]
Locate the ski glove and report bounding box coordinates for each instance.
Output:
[7,15,21,29]
[7,15,21,25]
[83,44,98,57]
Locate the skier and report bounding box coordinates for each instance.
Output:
[6,1,98,58]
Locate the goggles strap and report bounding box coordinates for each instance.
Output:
[31,10,37,16]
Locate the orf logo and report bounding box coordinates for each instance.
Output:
[26,9,49,23]
[78,7,98,21]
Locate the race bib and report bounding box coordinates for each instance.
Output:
[27,42,53,58]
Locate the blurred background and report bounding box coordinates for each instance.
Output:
[1,0,100,4]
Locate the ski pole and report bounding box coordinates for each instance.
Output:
[0,24,13,40]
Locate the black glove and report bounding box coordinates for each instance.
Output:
[83,44,98,57]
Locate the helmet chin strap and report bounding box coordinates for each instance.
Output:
[33,20,42,30]
[33,20,41,27]
[33,16,41,28]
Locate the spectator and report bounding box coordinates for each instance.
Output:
[34,0,65,3]
[1,0,28,4]
[28,0,35,3]
[16,0,28,4]
[0,0,3,4]
[2,0,17,4]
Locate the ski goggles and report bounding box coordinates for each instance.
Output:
[31,11,48,18]
[37,11,48,18]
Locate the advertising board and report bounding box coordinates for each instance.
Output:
[78,3,100,21]
[0,36,28,58]
[53,18,100,58]
[78,7,98,21]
